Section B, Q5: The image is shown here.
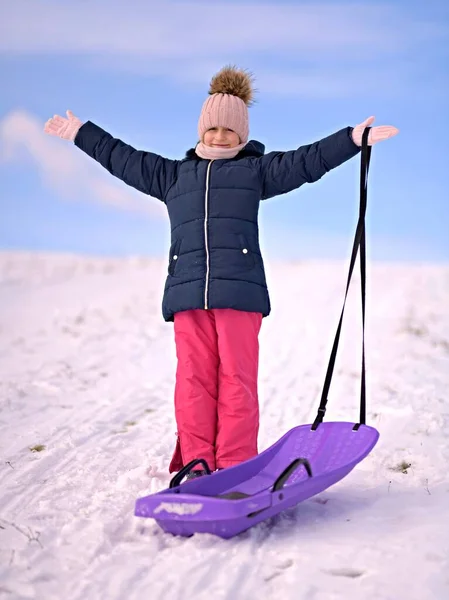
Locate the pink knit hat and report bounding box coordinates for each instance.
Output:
[197,66,255,144]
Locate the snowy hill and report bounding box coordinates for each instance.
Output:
[0,251,448,600]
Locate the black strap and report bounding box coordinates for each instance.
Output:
[169,458,211,488]
[272,458,313,491]
[312,128,371,431]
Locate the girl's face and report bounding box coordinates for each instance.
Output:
[203,127,240,148]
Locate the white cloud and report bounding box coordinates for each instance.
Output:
[0,1,445,97]
[0,110,167,218]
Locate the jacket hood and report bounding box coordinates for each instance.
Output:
[184,140,265,160]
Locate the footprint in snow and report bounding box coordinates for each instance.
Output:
[324,567,365,579]
[264,558,294,581]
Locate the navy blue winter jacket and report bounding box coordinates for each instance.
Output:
[74,123,360,322]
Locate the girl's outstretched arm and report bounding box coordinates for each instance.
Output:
[44,110,178,201]
[258,116,398,200]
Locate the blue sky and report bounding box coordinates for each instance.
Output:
[1,0,448,263]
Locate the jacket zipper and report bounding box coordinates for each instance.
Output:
[204,160,214,309]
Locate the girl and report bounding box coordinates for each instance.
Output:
[44,66,398,479]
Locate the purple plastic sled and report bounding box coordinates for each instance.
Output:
[135,421,379,538]
[135,130,379,539]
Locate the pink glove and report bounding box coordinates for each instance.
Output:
[44,110,83,142]
[352,116,399,146]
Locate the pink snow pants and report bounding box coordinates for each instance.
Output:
[169,308,263,473]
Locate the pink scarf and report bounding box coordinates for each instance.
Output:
[195,141,246,160]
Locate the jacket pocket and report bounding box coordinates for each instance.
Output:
[237,234,255,270]
[168,239,182,276]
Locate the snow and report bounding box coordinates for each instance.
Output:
[0,251,448,600]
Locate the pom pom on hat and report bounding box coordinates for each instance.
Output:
[208,65,255,106]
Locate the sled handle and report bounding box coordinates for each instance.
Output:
[169,458,212,488]
[272,458,313,492]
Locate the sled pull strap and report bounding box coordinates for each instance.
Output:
[312,128,371,430]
